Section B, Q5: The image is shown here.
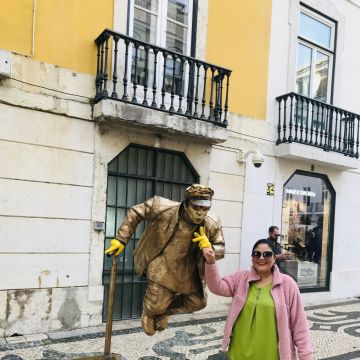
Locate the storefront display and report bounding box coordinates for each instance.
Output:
[281,171,335,291]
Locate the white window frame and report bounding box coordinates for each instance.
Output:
[126,0,194,107]
[128,0,193,56]
[296,7,336,103]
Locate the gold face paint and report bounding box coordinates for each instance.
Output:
[184,201,210,224]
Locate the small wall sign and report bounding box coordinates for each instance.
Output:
[267,183,275,196]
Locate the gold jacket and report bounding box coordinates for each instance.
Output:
[115,196,225,288]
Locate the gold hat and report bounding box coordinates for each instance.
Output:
[184,184,214,206]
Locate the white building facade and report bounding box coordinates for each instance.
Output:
[0,0,360,336]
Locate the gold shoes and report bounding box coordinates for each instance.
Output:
[154,314,169,332]
[141,311,156,336]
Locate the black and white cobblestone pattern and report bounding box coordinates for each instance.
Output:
[1,300,360,359]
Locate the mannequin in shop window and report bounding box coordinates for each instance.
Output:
[305,219,322,263]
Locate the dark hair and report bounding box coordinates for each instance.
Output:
[252,238,275,252]
[268,225,279,233]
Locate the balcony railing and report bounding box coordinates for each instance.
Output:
[276,92,360,158]
[94,29,232,127]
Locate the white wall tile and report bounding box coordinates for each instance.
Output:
[217,253,240,276]
[0,217,91,253]
[223,227,241,254]
[0,179,92,219]
[0,104,94,153]
[5,289,52,336]
[0,254,89,289]
[0,141,93,186]
[211,200,242,228]
[209,172,244,202]
[210,146,243,176]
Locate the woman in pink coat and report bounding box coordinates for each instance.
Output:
[203,238,313,360]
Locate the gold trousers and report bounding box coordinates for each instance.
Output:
[142,280,206,317]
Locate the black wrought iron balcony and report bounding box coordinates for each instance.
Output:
[94,29,232,127]
[276,92,360,158]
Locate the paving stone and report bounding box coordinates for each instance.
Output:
[5,337,27,345]
[0,298,360,359]
[23,334,48,342]
[0,339,7,346]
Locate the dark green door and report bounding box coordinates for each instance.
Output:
[103,144,199,320]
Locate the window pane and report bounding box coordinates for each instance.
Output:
[296,43,312,97]
[105,207,116,237]
[137,148,147,176]
[128,147,138,175]
[173,155,182,181]
[313,52,329,102]
[156,152,165,177]
[117,177,127,207]
[107,176,117,206]
[299,12,331,49]
[281,173,333,290]
[167,0,189,25]
[133,7,157,43]
[165,21,187,92]
[132,8,157,87]
[164,57,183,94]
[166,20,187,53]
[131,49,156,88]
[135,0,158,13]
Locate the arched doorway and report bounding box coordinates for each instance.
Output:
[281,170,335,292]
[103,144,199,320]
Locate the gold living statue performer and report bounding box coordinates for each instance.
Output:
[105,184,225,335]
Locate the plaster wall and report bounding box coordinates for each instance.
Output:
[0,0,113,74]
[0,54,97,335]
[206,0,272,119]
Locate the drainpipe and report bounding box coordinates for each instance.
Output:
[31,0,37,56]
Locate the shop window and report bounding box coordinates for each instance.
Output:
[281,171,335,291]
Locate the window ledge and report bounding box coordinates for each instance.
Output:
[93,99,228,144]
[275,143,359,170]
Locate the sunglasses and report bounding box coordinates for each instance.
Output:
[251,250,274,260]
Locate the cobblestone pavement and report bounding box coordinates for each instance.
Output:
[1,299,360,359]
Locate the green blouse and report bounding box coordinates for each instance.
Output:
[227,282,279,360]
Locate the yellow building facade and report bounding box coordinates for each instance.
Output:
[0,0,272,120]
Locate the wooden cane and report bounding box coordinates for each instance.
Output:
[104,254,118,358]
[75,254,120,359]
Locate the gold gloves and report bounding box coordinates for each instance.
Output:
[192,226,212,249]
[105,239,125,256]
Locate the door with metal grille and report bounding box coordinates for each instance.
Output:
[103,144,199,320]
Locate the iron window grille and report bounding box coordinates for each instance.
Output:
[103,144,199,320]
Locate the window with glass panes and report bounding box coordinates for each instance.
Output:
[128,0,194,95]
[296,7,336,103]
[281,170,335,292]
[103,144,199,320]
